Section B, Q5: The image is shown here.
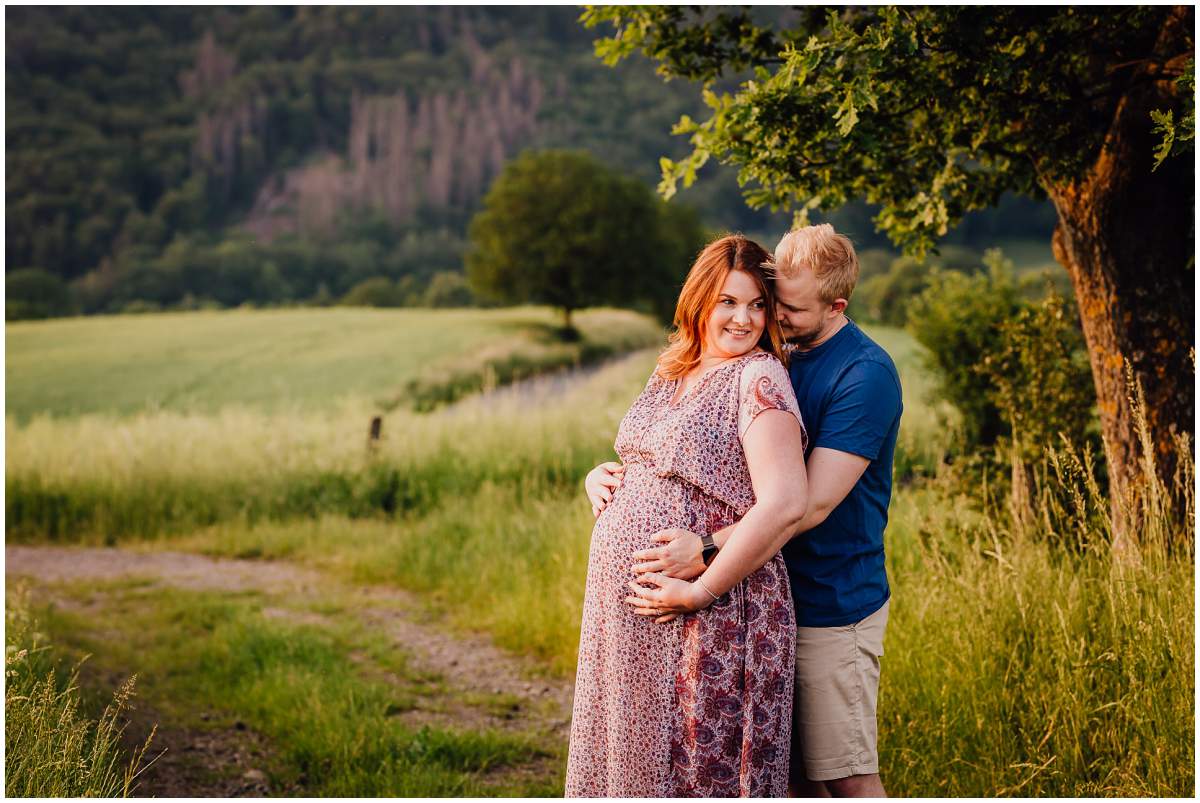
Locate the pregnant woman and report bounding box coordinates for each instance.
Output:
[565,235,809,797]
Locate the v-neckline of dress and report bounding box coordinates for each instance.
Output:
[667,350,762,408]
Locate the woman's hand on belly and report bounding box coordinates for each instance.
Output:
[584,461,624,518]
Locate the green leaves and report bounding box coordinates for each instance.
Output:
[834,86,859,136]
[1150,58,1195,172]
[1151,109,1179,171]
[581,6,648,67]
[585,7,1189,256]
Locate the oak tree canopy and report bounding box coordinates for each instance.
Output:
[583,5,1195,537]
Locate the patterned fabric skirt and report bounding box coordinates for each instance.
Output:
[565,468,796,797]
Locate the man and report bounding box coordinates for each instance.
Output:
[585,224,902,797]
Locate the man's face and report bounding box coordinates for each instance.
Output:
[774,269,837,348]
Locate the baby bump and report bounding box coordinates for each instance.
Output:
[591,465,689,556]
[586,463,735,594]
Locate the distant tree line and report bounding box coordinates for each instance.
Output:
[67,212,468,315]
[4,7,746,320]
[6,6,1059,322]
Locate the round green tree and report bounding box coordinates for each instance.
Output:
[467,149,695,332]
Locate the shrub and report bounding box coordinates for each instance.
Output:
[341,277,404,307]
[855,247,894,283]
[907,250,1023,448]
[984,288,1097,465]
[119,300,163,315]
[7,268,75,320]
[855,246,985,326]
[857,256,934,326]
[909,249,1098,463]
[422,272,474,308]
[311,282,335,306]
[177,293,223,311]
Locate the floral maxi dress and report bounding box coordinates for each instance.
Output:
[566,351,805,797]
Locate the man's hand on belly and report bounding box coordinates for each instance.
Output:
[632,528,705,580]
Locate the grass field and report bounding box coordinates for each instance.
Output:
[4,306,664,421]
[5,307,1193,796]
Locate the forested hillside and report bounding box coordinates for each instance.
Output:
[6,7,1054,318]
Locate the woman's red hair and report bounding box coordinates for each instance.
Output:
[657,234,786,381]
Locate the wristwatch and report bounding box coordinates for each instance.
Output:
[701,533,719,566]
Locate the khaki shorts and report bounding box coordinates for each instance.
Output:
[790,599,889,783]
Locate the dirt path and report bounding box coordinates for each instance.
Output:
[6,544,574,796]
[443,347,655,413]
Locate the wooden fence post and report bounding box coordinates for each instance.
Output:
[367,415,382,451]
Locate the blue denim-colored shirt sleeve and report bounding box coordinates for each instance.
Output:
[812,359,902,461]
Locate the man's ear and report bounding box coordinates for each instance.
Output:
[830,298,848,315]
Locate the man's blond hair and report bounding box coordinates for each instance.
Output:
[771,224,859,303]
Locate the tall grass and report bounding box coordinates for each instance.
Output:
[163,417,1194,794]
[880,374,1194,796]
[4,586,155,797]
[4,323,928,541]
[883,493,1192,794]
[5,351,654,541]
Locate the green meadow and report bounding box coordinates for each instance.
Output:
[5,308,1193,796]
[4,306,663,420]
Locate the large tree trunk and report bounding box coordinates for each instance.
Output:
[1043,7,1194,545]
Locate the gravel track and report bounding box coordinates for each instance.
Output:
[6,544,574,796]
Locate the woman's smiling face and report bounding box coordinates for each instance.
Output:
[704,269,767,359]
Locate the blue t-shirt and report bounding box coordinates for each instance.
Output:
[782,318,902,627]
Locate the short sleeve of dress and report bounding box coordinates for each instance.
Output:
[737,354,807,450]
